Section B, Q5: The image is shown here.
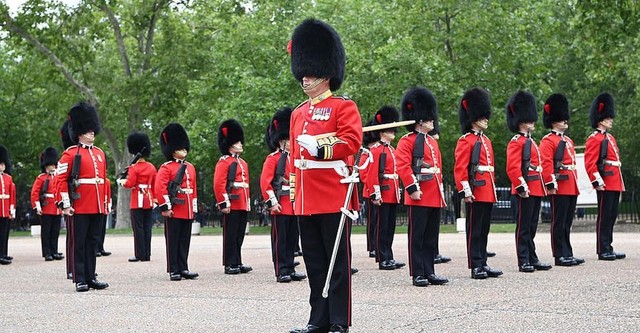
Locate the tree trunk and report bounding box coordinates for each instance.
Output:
[115,154,132,229]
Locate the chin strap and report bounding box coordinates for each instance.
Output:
[301,78,325,92]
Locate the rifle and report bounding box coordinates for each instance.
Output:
[522,136,532,181]
[118,147,146,180]
[467,139,484,192]
[68,152,82,205]
[271,152,289,198]
[226,162,240,200]
[168,162,187,205]
[597,137,613,176]
[39,177,50,207]
[411,134,433,181]
[378,151,389,191]
[554,140,568,180]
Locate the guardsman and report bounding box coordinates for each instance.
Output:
[31,147,63,261]
[584,93,626,261]
[288,19,362,333]
[453,88,502,280]
[539,93,584,266]
[56,102,110,292]
[261,107,306,283]
[368,106,405,271]
[214,119,252,275]
[155,123,199,281]
[396,87,448,287]
[117,132,157,262]
[505,91,552,273]
[0,145,16,265]
[58,120,75,279]
[360,120,378,259]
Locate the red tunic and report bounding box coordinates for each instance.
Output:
[155,160,198,219]
[289,94,362,215]
[453,132,497,203]
[506,134,546,197]
[213,155,250,211]
[358,148,372,199]
[396,132,446,207]
[0,172,16,218]
[31,173,61,215]
[56,144,108,214]
[123,161,157,209]
[584,130,625,192]
[260,150,293,215]
[367,142,401,204]
[539,132,579,196]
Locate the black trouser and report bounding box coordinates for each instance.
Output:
[40,214,61,257]
[271,214,298,276]
[164,217,192,273]
[515,195,541,265]
[465,202,493,269]
[596,191,620,254]
[299,213,351,328]
[550,195,577,258]
[222,210,247,267]
[408,206,440,277]
[69,214,102,283]
[131,208,153,260]
[65,215,73,276]
[96,215,107,252]
[0,217,9,257]
[375,203,397,263]
[366,198,377,253]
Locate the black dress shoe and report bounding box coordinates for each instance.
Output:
[4,255,13,260]
[180,270,199,279]
[294,261,300,267]
[53,253,64,260]
[45,255,54,261]
[434,254,452,264]
[88,279,109,290]
[67,272,73,280]
[294,250,303,257]
[598,252,616,261]
[239,265,253,273]
[289,324,329,333]
[482,266,503,277]
[95,252,102,257]
[519,263,535,272]
[128,257,141,262]
[379,261,396,270]
[350,267,358,275]
[531,261,552,270]
[391,260,406,269]
[569,256,585,265]
[329,324,349,333]
[170,272,182,281]
[412,276,429,287]
[471,267,488,279]
[0,258,11,265]
[369,250,376,258]
[426,273,449,285]
[225,266,240,274]
[487,251,496,257]
[277,274,292,283]
[291,272,307,281]
[141,257,151,262]
[76,282,89,292]
[555,257,577,266]
[100,251,112,256]
[614,251,626,259]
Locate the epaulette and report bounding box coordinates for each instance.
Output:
[459,133,472,140]
[161,161,172,166]
[371,142,382,148]
[268,151,279,157]
[542,132,553,139]
[64,145,78,152]
[589,131,599,138]
[219,155,230,161]
[401,132,413,140]
[331,95,351,100]
[511,134,522,141]
[293,101,307,111]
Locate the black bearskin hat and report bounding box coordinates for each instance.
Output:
[218,119,244,156]
[264,124,277,153]
[290,18,346,91]
[60,120,75,149]
[458,87,492,134]
[266,107,293,151]
[160,123,190,161]
[362,119,378,146]
[543,93,570,129]
[67,101,101,143]
[505,90,538,133]
[589,92,615,129]
[372,106,400,134]
[40,147,59,172]
[127,132,151,158]
[0,145,11,175]
[401,87,438,132]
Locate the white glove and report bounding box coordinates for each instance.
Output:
[296,134,318,157]
[116,178,127,187]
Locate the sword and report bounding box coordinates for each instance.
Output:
[315,120,415,139]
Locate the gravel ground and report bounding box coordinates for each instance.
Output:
[1,229,639,332]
